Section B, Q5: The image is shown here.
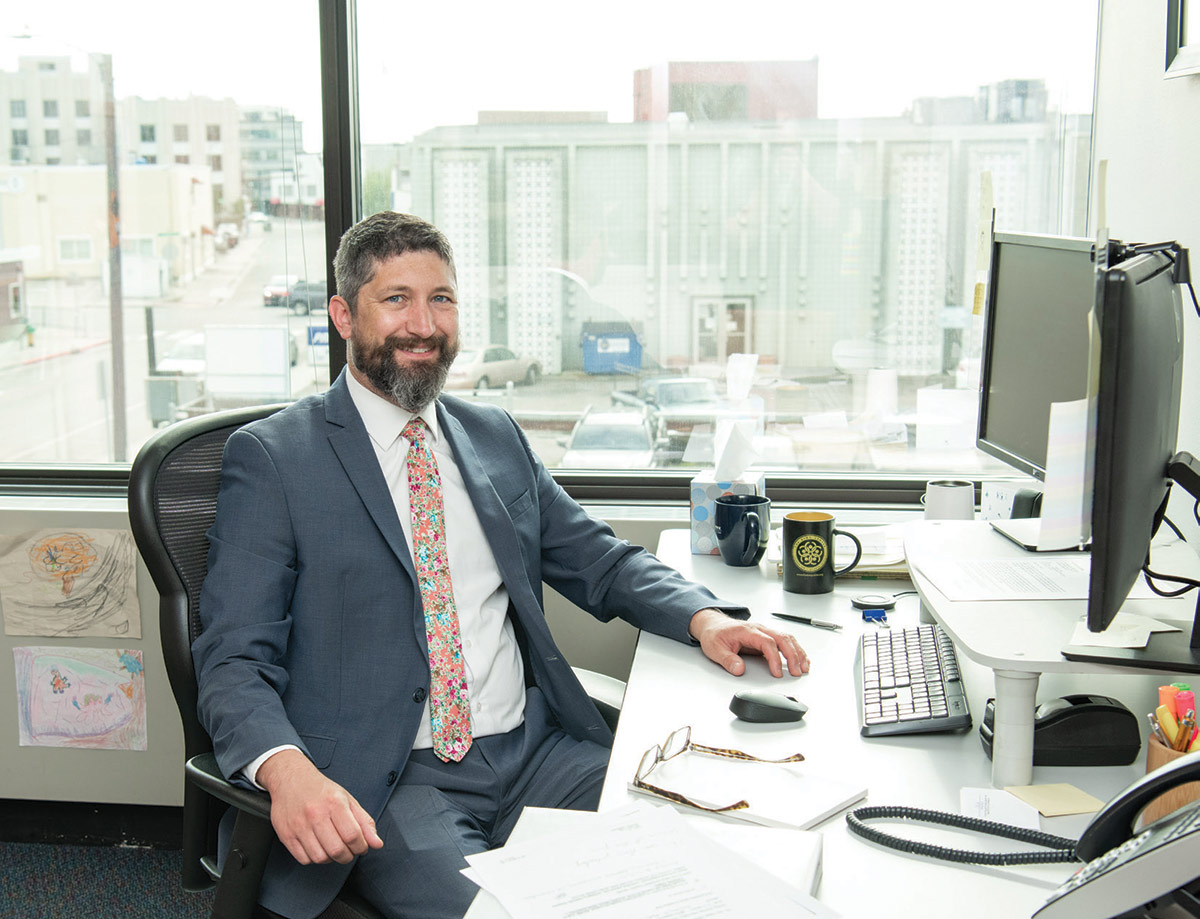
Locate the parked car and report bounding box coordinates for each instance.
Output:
[557,409,666,469]
[262,274,299,307]
[284,278,328,315]
[445,345,541,390]
[215,222,240,250]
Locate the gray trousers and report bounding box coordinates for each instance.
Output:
[349,688,609,919]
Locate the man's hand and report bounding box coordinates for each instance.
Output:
[257,748,384,866]
[689,608,810,678]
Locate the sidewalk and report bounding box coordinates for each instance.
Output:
[0,324,111,372]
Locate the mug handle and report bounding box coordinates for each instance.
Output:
[746,511,762,550]
[833,528,863,575]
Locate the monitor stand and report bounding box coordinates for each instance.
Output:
[1062,452,1200,673]
[1061,612,1200,674]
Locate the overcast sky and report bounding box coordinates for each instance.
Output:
[3,0,1099,149]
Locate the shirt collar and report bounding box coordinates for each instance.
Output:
[345,368,440,451]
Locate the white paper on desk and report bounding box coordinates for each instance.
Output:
[463,801,835,919]
[1036,399,1092,552]
[911,555,1161,602]
[628,753,866,830]
[1068,613,1181,649]
[960,787,1042,830]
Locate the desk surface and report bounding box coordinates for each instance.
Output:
[598,529,1168,919]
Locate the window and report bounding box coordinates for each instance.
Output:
[353,0,1099,479]
[174,124,188,142]
[175,154,189,164]
[10,100,26,118]
[75,100,90,118]
[44,129,60,146]
[43,100,59,118]
[58,237,93,262]
[141,154,157,164]
[0,0,1095,477]
[76,129,91,146]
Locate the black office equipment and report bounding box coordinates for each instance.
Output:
[977,231,1120,480]
[730,690,808,723]
[979,694,1140,766]
[1061,244,1200,673]
[1033,751,1200,918]
[856,624,971,736]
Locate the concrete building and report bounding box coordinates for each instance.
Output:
[240,106,306,214]
[634,60,819,123]
[408,106,1091,379]
[1,55,107,167]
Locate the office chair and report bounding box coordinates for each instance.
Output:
[128,403,625,919]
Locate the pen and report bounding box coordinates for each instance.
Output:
[772,612,842,631]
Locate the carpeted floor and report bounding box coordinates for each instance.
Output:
[0,841,213,918]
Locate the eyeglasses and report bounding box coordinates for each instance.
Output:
[632,725,805,814]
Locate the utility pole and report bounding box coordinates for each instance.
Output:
[98,52,127,462]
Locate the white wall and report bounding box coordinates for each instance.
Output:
[1093,0,1200,538]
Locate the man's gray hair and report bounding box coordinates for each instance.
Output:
[333,212,456,314]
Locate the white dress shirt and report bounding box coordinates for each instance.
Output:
[245,373,526,783]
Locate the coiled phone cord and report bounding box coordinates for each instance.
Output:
[846,804,1079,865]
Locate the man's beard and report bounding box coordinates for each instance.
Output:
[352,331,459,412]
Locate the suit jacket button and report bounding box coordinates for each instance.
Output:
[386,770,398,786]
[413,688,427,703]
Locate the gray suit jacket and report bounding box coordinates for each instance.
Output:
[193,370,744,917]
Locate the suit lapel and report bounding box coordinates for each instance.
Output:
[324,372,416,579]
[436,402,530,593]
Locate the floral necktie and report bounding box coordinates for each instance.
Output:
[403,417,472,763]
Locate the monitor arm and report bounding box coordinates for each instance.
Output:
[1166,451,1200,650]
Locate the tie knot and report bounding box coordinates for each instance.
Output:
[403,417,428,447]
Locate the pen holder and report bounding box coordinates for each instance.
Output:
[1140,735,1200,827]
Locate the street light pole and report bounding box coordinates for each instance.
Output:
[98,52,127,462]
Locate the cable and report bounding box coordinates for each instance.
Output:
[846,805,1079,865]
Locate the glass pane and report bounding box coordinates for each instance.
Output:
[355,0,1098,479]
[0,2,328,465]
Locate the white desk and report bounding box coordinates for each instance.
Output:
[905,520,1198,787]
[599,529,1169,919]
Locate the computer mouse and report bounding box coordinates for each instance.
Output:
[729,690,808,723]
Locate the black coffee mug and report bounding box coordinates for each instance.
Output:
[782,511,862,593]
[713,495,771,567]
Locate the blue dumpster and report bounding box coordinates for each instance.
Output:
[582,331,642,374]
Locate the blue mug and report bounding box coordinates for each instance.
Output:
[713,494,771,567]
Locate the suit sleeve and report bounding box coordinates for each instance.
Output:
[516,423,749,642]
[191,427,307,780]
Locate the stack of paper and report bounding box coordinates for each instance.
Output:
[462,802,836,919]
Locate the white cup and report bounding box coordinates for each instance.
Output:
[923,479,975,520]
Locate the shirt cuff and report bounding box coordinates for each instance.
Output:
[242,744,303,790]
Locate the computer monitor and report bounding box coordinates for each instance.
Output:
[976,232,1109,479]
[1063,246,1200,672]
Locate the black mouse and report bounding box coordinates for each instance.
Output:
[729,690,808,723]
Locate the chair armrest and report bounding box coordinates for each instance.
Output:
[572,666,626,733]
[186,751,272,822]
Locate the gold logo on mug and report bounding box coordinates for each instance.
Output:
[791,535,827,574]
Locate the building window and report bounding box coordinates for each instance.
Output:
[76,129,91,146]
[206,124,221,141]
[208,154,222,171]
[11,129,28,146]
[58,237,93,262]
[10,100,26,118]
[45,129,60,146]
[43,100,59,118]
[75,100,90,118]
[174,124,189,142]
[140,124,156,143]
[142,154,157,164]
[175,155,190,164]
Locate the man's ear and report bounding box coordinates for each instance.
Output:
[329,295,353,340]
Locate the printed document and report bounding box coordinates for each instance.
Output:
[462,802,836,919]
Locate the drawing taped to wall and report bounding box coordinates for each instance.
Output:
[13,646,147,750]
[0,528,140,638]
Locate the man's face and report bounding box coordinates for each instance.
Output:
[330,250,460,411]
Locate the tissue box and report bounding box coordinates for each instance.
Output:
[689,468,767,555]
